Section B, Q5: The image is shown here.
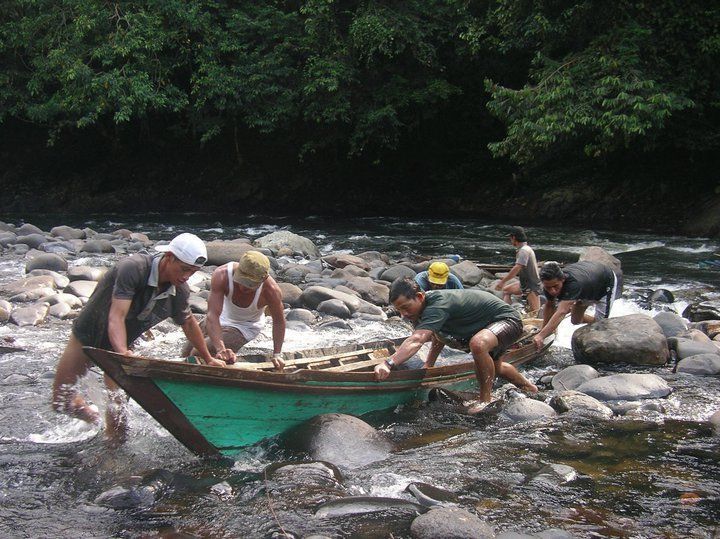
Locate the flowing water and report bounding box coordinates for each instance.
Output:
[0,215,719,538]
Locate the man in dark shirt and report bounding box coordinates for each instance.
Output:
[374,278,537,403]
[52,233,221,438]
[533,260,621,349]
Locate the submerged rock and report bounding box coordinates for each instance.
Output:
[576,373,672,401]
[550,390,614,419]
[551,364,600,391]
[500,397,557,423]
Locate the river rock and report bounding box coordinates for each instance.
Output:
[406,482,460,507]
[11,287,57,303]
[285,413,393,469]
[188,296,207,314]
[254,231,320,258]
[710,410,720,433]
[675,354,720,375]
[278,282,303,307]
[1,275,56,297]
[80,239,115,254]
[64,280,98,298]
[51,225,86,240]
[301,285,382,316]
[25,268,69,288]
[683,301,720,322]
[11,303,49,326]
[94,470,174,510]
[342,276,390,305]
[25,253,68,273]
[571,314,669,365]
[49,302,74,319]
[678,328,712,342]
[527,463,578,487]
[129,232,150,244]
[653,312,688,338]
[204,241,253,266]
[357,250,390,265]
[286,308,317,325]
[317,299,352,319]
[551,364,600,391]
[39,292,83,309]
[410,507,494,539]
[17,223,44,235]
[500,398,557,423]
[38,241,76,255]
[549,391,614,418]
[450,260,484,286]
[0,303,10,322]
[0,232,17,247]
[649,289,675,304]
[379,264,416,282]
[576,373,672,401]
[323,254,371,271]
[668,337,720,360]
[68,265,107,282]
[578,246,623,283]
[15,234,48,249]
[331,266,370,279]
[280,263,317,285]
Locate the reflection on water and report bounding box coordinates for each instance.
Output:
[0,215,719,538]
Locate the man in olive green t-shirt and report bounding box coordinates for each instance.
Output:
[374,278,537,403]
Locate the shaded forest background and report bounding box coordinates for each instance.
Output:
[1,1,719,235]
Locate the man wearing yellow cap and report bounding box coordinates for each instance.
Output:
[183,250,286,370]
[414,261,464,291]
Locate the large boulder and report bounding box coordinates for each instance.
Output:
[571,314,669,365]
[653,312,688,338]
[379,264,416,283]
[578,246,623,284]
[25,253,68,273]
[301,285,383,316]
[576,373,672,401]
[15,234,48,249]
[342,276,390,306]
[411,507,495,539]
[254,231,320,258]
[675,354,720,375]
[277,282,303,307]
[17,223,44,235]
[204,240,254,266]
[551,364,600,391]
[317,299,352,319]
[284,413,393,469]
[80,239,115,254]
[450,260,484,286]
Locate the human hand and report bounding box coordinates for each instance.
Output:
[374,362,391,381]
[216,348,237,364]
[272,353,285,371]
[532,334,545,350]
[494,281,503,291]
[206,357,227,367]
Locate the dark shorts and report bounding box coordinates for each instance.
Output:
[486,317,524,360]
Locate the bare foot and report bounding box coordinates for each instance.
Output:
[64,395,101,424]
[518,382,538,395]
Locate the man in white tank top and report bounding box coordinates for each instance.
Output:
[183,251,286,369]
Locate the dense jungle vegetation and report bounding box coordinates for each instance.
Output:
[1,1,719,233]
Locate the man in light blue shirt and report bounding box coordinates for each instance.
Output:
[415,261,464,291]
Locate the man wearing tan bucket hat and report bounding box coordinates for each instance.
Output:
[183,250,286,369]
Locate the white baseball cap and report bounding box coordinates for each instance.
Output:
[155,233,207,266]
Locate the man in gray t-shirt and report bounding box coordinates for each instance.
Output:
[52,233,221,439]
[495,226,542,313]
[374,278,537,403]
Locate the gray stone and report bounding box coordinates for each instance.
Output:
[668,337,720,360]
[286,308,317,325]
[285,413,394,469]
[317,299,352,319]
[551,364,600,391]
[15,233,48,249]
[254,231,320,258]
[342,276,390,306]
[450,260,484,286]
[331,266,370,279]
[500,398,557,423]
[676,354,720,375]
[571,314,669,365]
[380,264,417,282]
[11,303,49,326]
[710,410,720,433]
[38,241,76,255]
[411,507,495,539]
[576,373,672,401]
[49,302,74,319]
[683,300,720,322]
[357,250,390,265]
[188,296,208,314]
[549,390,614,418]
[17,223,44,235]
[64,280,98,298]
[11,287,57,303]
[39,292,83,309]
[301,285,369,314]
[25,253,68,273]
[204,241,254,266]
[27,269,69,289]
[68,265,107,282]
[278,282,303,307]
[0,232,17,247]
[578,246,623,285]
[1,275,56,297]
[528,463,578,487]
[80,239,115,254]
[323,254,371,271]
[51,225,86,240]
[653,311,688,338]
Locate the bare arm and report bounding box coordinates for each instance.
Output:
[424,334,445,368]
[108,298,132,355]
[182,315,225,366]
[374,329,434,380]
[533,299,574,349]
[264,279,286,370]
[496,263,523,289]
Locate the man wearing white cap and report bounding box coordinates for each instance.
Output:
[52,233,220,439]
[183,250,286,370]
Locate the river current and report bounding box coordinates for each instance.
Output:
[0,215,718,538]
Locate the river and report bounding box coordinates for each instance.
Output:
[0,215,718,538]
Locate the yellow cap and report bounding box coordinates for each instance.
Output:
[233,251,270,288]
[428,262,450,285]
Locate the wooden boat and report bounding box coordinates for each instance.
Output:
[84,322,554,458]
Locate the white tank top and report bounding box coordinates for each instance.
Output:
[218,263,266,339]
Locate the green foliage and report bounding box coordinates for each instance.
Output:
[471,0,720,168]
